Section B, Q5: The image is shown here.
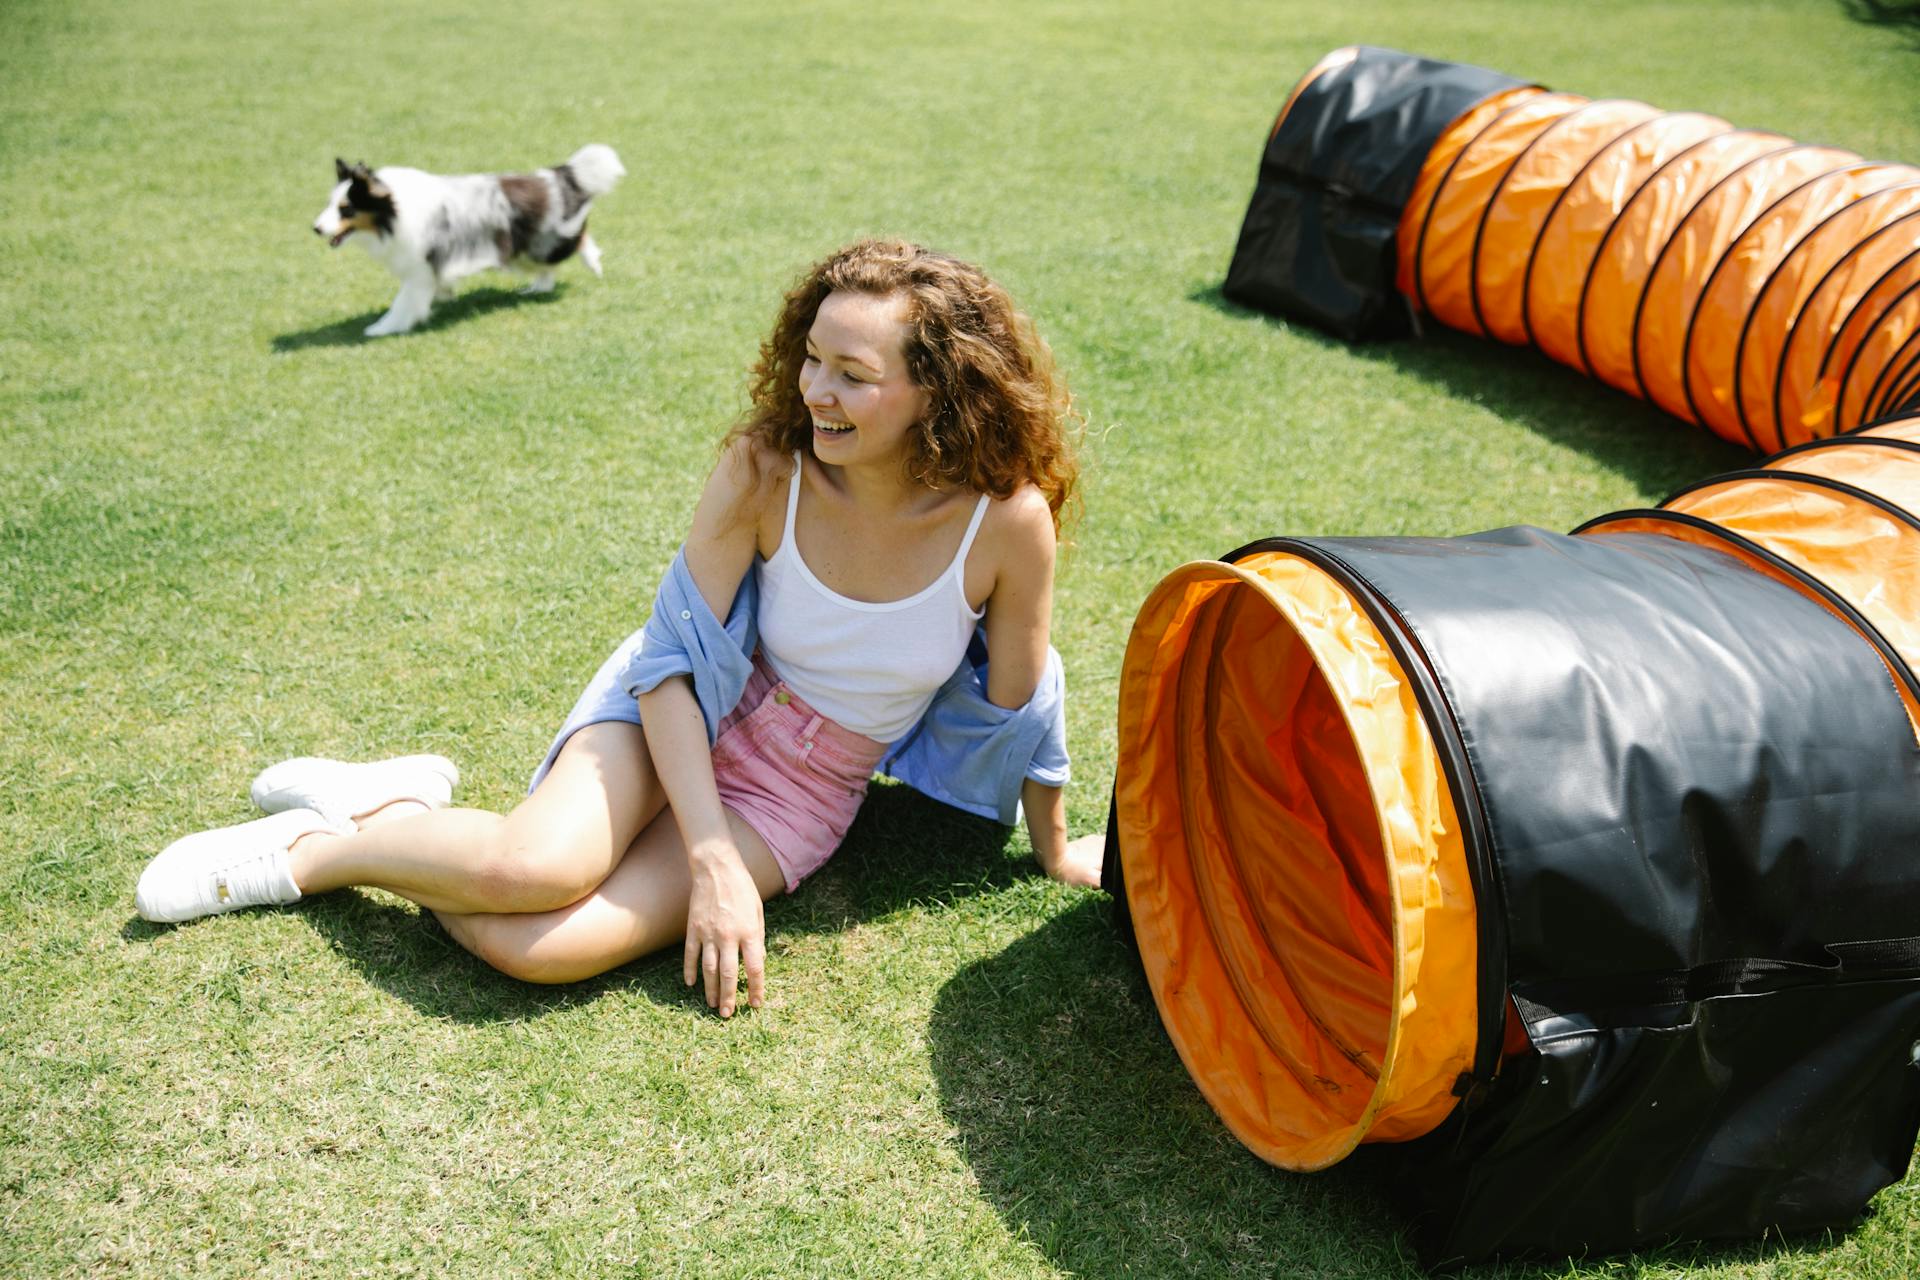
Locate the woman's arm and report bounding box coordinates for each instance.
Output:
[980,489,1102,887]
[635,438,781,1017]
[1020,776,1103,887]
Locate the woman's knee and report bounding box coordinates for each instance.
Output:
[462,810,619,913]
[465,844,606,914]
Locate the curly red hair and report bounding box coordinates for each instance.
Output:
[726,240,1081,533]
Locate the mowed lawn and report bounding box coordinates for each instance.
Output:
[5,1,1919,1276]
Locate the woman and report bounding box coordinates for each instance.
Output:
[136,239,1102,1016]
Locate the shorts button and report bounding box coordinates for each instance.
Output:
[774,690,791,705]
[802,739,813,749]
[679,609,692,620]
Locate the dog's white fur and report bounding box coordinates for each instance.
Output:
[313,144,625,337]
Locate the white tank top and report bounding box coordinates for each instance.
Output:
[755,453,989,742]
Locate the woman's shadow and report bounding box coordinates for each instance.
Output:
[281,780,1023,1024]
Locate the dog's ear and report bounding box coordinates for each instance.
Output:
[343,162,390,200]
[335,157,352,182]
[342,161,393,207]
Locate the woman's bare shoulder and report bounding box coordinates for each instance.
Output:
[962,482,1055,614]
[692,435,793,541]
[980,482,1056,555]
[717,435,794,509]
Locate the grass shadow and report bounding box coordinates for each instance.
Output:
[929,897,1426,1277]
[929,899,1867,1278]
[1842,0,1920,47]
[286,781,1021,1025]
[270,285,563,352]
[768,778,1024,934]
[1189,283,1750,502]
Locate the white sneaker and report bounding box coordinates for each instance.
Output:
[135,808,343,923]
[249,754,459,828]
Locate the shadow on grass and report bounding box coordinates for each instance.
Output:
[927,899,1865,1279]
[281,781,1020,1024]
[928,897,1423,1277]
[270,285,562,352]
[1842,0,1920,48]
[1188,284,1750,503]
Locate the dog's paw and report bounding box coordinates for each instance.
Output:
[519,275,556,296]
[363,317,413,337]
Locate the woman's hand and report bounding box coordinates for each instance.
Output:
[1045,832,1107,888]
[1022,777,1103,888]
[684,840,766,1018]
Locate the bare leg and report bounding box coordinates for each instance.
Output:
[284,722,663,915]
[435,807,785,985]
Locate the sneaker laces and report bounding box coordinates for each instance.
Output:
[209,847,300,908]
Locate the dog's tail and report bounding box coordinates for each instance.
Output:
[564,144,626,197]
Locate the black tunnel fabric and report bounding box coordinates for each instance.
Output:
[1222,47,1529,339]
[1398,980,1920,1265]
[1294,527,1920,999]
[1190,527,1920,1262]
[1108,468,1920,1262]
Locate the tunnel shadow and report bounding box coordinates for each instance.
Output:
[270,285,563,352]
[1188,283,1750,503]
[930,899,1867,1278]
[929,898,1425,1276]
[286,781,1021,1025]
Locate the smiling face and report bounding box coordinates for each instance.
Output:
[800,290,930,470]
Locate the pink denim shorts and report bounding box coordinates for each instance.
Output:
[531,643,885,892]
[708,655,886,891]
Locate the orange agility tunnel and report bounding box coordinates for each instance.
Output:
[1225,47,1920,447]
[1104,416,1920,1263]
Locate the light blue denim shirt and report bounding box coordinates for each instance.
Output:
[529,547,1070,826]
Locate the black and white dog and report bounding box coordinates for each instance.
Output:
[313,144,625,337]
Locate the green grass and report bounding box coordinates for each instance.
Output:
[4,0,1919,1275]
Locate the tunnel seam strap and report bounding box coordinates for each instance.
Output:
[1573,128,1736,381]
[1827,259,1920,432]
[1770,207,1920,450]
[1513,937,1920,1027]
[1519,111,1666,354]
[1730,179,1920,449]
[1467,96,1595,341]
[1861,325,1920,422]
[1626,141,1807,415]
[1679,162,1865,435]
